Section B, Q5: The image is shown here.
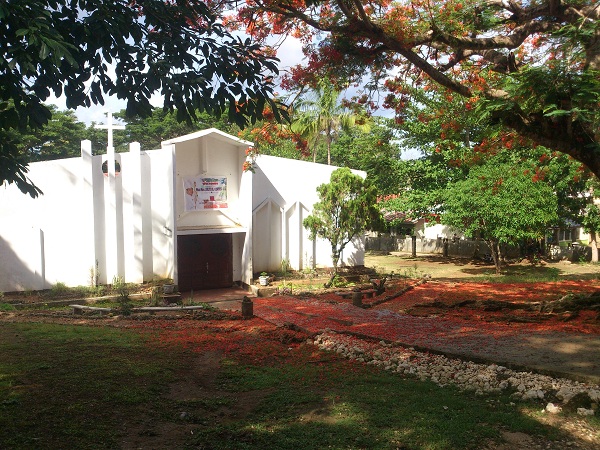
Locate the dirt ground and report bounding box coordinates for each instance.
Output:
[364,252,600,280]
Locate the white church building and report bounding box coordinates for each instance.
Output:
[0,125,365,293]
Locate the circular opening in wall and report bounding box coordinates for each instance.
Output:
[102,160,121,176]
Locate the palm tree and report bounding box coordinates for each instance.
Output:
[291,79,370,165]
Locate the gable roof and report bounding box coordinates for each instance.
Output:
[161,128,253,147]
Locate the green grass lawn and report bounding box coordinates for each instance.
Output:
[0,320,583,449]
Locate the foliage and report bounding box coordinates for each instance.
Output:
[330,117,403,195]
[238,113,402,197]
[2,105,86,162]
[291,78,370,164]
[111,276,132,316]
[223,0,600,179]
[381,80,592,235]
[49,282,70,297]
[303,168,381,286]
[581,199,600,236]
[112,108,239,152]
[442,161,558,273]
[0,302,16,311]
[1,0,283,196]
[236,105,307,159]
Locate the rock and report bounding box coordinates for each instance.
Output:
[564,392,593,412]
[545,403,562,414]
[577,408,595,416]
[523,389,544,400]
[310,330,600,409]
[556,387,578,403]
[588,389,600,402]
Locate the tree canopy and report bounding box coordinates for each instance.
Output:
[303,167,381,286]
[384,80,592,218]
[330,118,402,196]
[224,0,600,178]
[3,105,86,162]
[442,161,558,273]
[291,78,370,164]
[1,0,284,196]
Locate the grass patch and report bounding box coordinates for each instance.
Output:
[0,323,184,449]
[478,266,562,283]
[197,359,560,450]
[0,320,589,449]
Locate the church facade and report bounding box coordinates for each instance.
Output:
[0,128,365,293]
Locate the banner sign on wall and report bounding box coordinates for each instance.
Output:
[183,176,228,211]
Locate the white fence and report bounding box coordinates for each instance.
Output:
[365,234,592,262]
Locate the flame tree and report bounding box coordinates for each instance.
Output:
[223,1,600,177]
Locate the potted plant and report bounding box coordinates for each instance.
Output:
[259,272,269,286]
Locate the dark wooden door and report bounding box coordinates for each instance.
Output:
[177,234,233,291]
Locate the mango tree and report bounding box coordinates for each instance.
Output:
[1,0,283,197]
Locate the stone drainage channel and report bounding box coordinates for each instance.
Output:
[312,330,599,418]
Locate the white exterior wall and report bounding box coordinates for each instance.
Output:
[0,143,174,292]
[146,148,175,281]
[420,223,464,240]
[0,128,367,292]
[0,158,94,290]
[251,155,366,273]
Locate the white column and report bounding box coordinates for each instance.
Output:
[125,142,143,283]
[104,151,118,282]
[80,139,98,284]
[95,112,126,284]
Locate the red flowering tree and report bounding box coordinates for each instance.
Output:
[222,1,600,179]
[442,161,558,273]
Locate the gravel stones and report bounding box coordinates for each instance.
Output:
[311,330,599,415]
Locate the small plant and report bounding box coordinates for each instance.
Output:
[258,272,270,286]
[150,286,162,306]
[184,290,194,306]
[277,283,293,295]
[280,258,291,276]
[50,282,70,297]
[330,274,347,288]
[89,260,100,287]
[112,276,132,316]
[0,301,15,311]
[302,266,318,279]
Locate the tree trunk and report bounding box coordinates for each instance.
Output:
[487,239,502,275]
[591,230,599,263]
[324,248,340,288]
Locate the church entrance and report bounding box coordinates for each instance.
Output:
[176,234,233,291]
